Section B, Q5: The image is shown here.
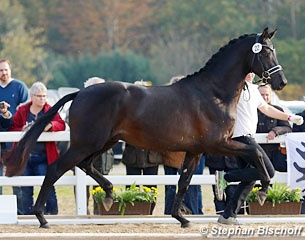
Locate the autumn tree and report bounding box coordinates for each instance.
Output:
[0,0,47,86]
[15,0,305,99]
[46,0,158,56]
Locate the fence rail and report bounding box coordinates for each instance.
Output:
[0,131,288,215]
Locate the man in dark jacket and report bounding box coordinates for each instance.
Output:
[122,143,162,214]
[293,110,305,132]
[257,84,292,172]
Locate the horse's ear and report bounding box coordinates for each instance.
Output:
[260,27,269,41]
[268,28,277,40]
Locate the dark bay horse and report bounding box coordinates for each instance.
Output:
[4,27,287,228]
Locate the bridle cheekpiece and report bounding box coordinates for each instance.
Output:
[251,34,283,85]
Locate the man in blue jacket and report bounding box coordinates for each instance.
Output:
[0,59,29,214]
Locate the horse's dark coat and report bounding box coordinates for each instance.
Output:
[4,27,287,228]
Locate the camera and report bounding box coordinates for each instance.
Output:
[0,102,5,109]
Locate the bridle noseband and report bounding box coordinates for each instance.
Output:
[251,34,283,85]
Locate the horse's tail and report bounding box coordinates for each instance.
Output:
[4,91,79,177]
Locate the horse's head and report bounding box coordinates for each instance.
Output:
[251,27,287,90]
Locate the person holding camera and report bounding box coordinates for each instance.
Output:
[0,101,12,127]
[0,59,29,214]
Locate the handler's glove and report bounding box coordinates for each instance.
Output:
[288,115,304,125]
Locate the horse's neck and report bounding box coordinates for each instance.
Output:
[207,43,252,104]
[204,67,246,105]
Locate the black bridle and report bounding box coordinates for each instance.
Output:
[251,34,283,84]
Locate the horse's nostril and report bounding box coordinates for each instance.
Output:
[280,81,287,87]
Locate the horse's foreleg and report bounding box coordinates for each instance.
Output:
[78,159,114,211]
[172,153,200,228]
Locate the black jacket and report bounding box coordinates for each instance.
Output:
[293,110,305,132]
[122,143,162,168]
[257,104,291,159]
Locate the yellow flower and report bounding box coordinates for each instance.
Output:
[247,182,303,206]
[143,187,152,193]
[91,182,158,215]
[252,186,261,192]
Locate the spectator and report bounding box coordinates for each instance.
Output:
[162,75,205,215]
[122,142,162,215]
[84,77,115,214]
[206,155,246,215]
[8,82,65,215]
[121,80,162,215]
[163,151,204,215]
[0,101,13,128]
[293,110,305,133]
[257,84,291,172]
[0,101,13,193]
[0,59,29,214]
[216,73,303,225]
[84,76,105,88]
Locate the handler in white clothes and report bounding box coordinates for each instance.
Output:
[217,72,303,225]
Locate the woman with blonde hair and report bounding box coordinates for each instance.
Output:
[9,82,65,215]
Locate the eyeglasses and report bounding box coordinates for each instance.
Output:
[33,94,46,98]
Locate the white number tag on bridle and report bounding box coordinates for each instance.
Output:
[252,43,262,53]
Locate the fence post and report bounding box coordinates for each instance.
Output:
[75,167,87,215]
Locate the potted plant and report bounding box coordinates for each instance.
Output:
[247,182,303,215]
[91,182,158,215]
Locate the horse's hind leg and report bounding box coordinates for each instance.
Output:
[33,149,88,228]
[172,153,201,228]
[33,162,62,228]
[77,159,114,211]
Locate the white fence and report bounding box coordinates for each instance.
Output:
[0,131,288,215]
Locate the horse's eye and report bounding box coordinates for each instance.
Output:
[262,50,269,57]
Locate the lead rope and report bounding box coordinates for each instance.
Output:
[242,81,251,102]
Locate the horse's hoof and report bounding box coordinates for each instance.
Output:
[181,221,191,228]
[103,197,114,212]
[39,223,50,229]
[257,190,267,206]
[261,180,270,189]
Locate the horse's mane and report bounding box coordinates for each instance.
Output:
[183,33,254,80]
